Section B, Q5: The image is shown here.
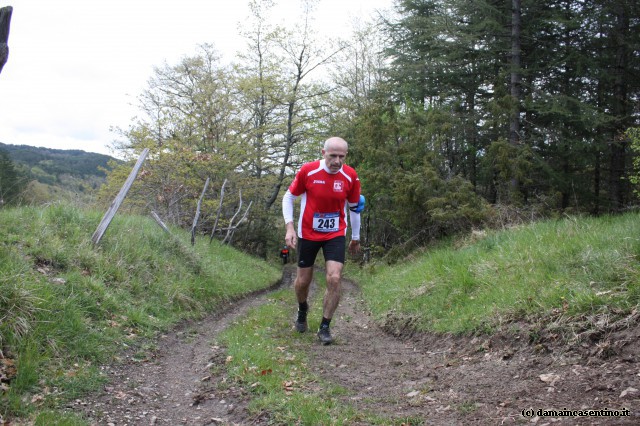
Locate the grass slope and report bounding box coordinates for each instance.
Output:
[0,204,281,423]
[352,213,640,334]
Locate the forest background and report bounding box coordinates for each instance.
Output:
[2,0,640,261]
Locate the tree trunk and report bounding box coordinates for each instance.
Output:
[508,0,522,201]
[509,0,521,148]
[465,90,477,190]
[593,148,601,215]
[264,77,301,210]
[0,6,12,75]
[608,1,630,212]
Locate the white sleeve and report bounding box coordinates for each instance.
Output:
[349,209,361,241]
[282,189,297,224]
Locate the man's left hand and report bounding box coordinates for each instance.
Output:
[348,240,361,256]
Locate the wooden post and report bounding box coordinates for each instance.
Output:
[0,6,12,75]
[92,148,149,245]
[190,177,210,246]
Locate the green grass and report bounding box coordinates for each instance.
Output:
[0,203,281,423]
[2,205,639,424]
[350,213,640,334]
[216,288,355,424]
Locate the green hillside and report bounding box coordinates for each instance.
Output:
[0,204,281,422]
[0,143,122,205]
[0,143,117,180]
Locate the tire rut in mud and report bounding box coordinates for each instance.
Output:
[73,275,291,426]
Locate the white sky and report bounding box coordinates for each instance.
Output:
[0,0,392,157]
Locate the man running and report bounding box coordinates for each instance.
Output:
[282,136,362,345]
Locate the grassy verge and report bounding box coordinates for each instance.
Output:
[350,212,640,335]
[0,204,281,423]
[216,287,354,424]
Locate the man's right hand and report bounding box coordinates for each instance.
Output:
[285,222,297,250]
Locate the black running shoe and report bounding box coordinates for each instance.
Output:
[317,325,333,345]
[295,310,308,333]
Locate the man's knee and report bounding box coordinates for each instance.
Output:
[325,270,341,288]
[325,261,343,284]
[326,272,340,284]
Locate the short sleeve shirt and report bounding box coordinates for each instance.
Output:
[288,160,361,241]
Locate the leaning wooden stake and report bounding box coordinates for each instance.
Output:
[92,148,149,246]
[191,177,210,246]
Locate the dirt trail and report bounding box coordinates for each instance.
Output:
[75,267,640,425]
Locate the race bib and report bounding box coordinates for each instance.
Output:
[313,212,339,232]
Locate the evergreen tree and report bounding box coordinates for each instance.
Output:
[375,0,640,214]
[0,149,24,206]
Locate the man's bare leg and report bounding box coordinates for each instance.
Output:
[317,260,343,345]
[294,267,313,303]
[322,260,344,320]
[294,267,313,332]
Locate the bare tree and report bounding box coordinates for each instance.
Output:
[263,0,345,209]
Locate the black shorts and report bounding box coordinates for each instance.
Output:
[297,236,346,268]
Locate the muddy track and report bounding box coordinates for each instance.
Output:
[75,267,640,425]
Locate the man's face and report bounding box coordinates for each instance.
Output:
[322,143,348,173]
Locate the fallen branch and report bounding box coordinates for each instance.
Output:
[151,210,171,234]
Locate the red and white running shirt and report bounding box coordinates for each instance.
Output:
[286,160,360,241]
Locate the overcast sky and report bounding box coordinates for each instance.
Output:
[0,0,392,157]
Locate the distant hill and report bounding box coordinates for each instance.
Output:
[0,143,122,203]
[0,142,119,180]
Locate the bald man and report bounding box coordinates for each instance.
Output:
[282,137,362,345]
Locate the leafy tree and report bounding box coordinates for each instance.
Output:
[103,45,244,225]
[327,22,387,126]
[235,0,284,184]
[347,98,491,251]
[101,2,347,257]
